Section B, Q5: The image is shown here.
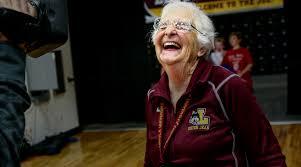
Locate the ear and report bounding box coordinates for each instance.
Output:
[197,48,207,58]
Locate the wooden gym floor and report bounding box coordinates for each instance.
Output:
[21,124,301,167]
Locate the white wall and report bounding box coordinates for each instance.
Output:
[24,39,79,145]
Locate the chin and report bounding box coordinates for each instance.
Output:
[159,53,183,65]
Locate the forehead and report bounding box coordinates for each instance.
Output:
[230,34,239,38]
[215,41,224,45]
[161,7,193,21]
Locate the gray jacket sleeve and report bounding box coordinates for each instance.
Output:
[0,43,31,167]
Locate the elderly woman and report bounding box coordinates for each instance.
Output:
[144,1,286,167]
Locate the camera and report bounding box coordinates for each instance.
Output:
[0,0,69,57]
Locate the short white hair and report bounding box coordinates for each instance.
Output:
[151,0,215,55]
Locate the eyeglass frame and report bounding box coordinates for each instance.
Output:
[153,17,207,37]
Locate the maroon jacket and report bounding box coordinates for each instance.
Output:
[144,59,286,167]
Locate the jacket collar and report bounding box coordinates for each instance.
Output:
[149,59,213,101]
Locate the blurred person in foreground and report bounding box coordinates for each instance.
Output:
[0,0,37,166]
[144,1,286,166]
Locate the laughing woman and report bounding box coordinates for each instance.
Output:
[144,1,286,167]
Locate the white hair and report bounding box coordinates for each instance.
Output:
[151,0,216,55]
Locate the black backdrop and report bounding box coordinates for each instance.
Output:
[67,1,154,125]
[286,0,300,114]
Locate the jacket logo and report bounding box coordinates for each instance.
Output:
[188,108,210,131]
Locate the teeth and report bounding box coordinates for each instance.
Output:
[163,42,180,48]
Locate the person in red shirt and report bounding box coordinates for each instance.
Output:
[144,1,286,166]
[222,32,254,92]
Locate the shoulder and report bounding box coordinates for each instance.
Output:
[209,65,245,91]
[240,47,251,53]
[210,66,236,83]
[146,87,156,100]
[145,76,164,101]
[224,50,231,56]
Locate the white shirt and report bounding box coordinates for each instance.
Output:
[210,51,224,65]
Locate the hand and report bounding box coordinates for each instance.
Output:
[0,0,37,17]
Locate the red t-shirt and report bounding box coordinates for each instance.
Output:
[222,47,253,90]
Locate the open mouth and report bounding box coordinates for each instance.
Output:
[163,41,181,50]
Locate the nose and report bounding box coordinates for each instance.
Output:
[164,25,177,37]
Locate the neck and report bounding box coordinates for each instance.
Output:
[164,60,199,108]
[165,61,197,91]
[233,45,240,50]
[168,69,191,94]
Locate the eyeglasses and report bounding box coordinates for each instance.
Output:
[153,18,206,36]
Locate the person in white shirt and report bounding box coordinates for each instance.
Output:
[208,37,226,65]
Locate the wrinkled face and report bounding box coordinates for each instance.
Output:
[153,9,202,66]
[229,35,241,48]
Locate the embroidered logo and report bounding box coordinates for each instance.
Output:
[188,108,210,131]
